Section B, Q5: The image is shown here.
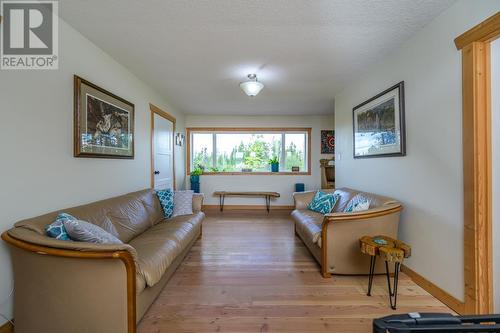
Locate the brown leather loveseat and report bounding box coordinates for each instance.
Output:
[292,187,402,278]
[2,189,204,333]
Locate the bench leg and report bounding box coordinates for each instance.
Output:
[265,195,270,213]
[219,195,225,212]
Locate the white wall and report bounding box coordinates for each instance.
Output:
[185,115,334,206]
[492,38,500,312]
[0,19,186,324]
[334,0,500,301]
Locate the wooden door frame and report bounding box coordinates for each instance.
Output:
[150,103,176,190]
[454,12,500,314]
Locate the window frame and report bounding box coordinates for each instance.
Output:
[186,127,312,175]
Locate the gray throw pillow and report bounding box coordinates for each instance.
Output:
[172,190,194,217]
[63,219,123,244]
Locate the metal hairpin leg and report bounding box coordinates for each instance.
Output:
[367,256,377,296]
[219,195,225,212]
[265,195,270,213]
[385,261,401,310]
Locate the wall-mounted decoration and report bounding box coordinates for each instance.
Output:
[353,81,405,158]
[175,133,185,146]
[74,76,134,159]
[321,130,335,154]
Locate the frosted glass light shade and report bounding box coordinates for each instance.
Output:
[240,80,264,97]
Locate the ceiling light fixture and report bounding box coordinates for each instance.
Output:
[239,74,264,97]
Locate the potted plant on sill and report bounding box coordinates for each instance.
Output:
[268,156,280,173]
[190,168,203,183]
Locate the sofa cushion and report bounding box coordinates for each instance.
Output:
[331,188,358,212]
[307,191,339,214]
[156,189,174,218]
[172,190,194,217]
[45,213,74,241]
[291,209,324,247]
[136,274,146,294]
[169,211,205,226]
[64,219,123,244]
[344,194,370,212]
[129,212,203,287]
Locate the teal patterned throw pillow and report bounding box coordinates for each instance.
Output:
[307,191,339,215]
[45,213,76,241]
[344,194,370,213]
[156,189,174,218]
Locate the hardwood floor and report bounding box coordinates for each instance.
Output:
[138,211,451,333]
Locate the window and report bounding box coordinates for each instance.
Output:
[188,128,311,174]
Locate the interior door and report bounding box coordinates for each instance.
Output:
[153,112,174,190]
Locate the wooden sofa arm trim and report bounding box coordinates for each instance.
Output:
[1,232,137,333]
[323,205,402,222]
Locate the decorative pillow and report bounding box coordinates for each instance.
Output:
[344,194,370,213]
[63,219,122,244]
[156,189,174,218]
[172,190,194,217]
[45,213,76,241]
[307,191,339,215]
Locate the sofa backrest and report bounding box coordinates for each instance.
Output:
[332,187,399,212]
[15,189,164,243]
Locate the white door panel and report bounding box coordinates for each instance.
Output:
[153,113,174,190]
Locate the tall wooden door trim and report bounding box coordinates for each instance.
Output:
[454,12,499,314]
[150,103,176,190]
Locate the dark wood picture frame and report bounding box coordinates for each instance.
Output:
[74,75,135,159]
[352,81,406,159]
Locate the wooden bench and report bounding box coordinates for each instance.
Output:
[213,191,280,212]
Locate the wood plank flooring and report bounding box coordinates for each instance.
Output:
[138,211,451,333]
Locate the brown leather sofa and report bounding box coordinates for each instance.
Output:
[1,189,204,333]
[292,188,402,277]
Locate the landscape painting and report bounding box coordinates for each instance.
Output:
[353,82,405,158]
[74,76,134,158]
[85,94,130,150]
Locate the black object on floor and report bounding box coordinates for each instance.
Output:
[373,312,500,332]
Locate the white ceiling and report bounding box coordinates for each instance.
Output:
[60,0,455,116]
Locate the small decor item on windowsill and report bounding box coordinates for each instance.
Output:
[292,166,300,172]
[268,156,279,172]
[242,168,253,173]
[190,168,203,184]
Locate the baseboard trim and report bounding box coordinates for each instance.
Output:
[0,320,13,333]
[401,265,465,314]
[203,204,294,211]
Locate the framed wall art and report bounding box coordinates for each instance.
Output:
[321,130,335,154]
[175,133,185,146]
[74,75,135,159]
[352,81,405,158]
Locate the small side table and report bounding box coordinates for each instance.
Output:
[359,235,411,310]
